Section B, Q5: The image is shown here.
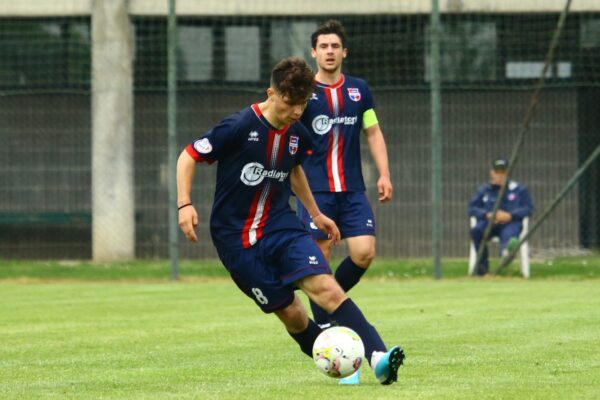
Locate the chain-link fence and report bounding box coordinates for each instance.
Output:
[1,2,599,260]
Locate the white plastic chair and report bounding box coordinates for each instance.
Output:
[468,216,530,278]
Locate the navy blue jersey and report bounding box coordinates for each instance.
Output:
[468,181,534,221]
[299,74,374,192]
[186,104,313,250]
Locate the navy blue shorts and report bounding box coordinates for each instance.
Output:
[297,192,376,240]
[216,230,332,313]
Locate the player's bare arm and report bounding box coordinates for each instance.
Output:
[176,150,199,242]
[290,165,341,245]
[364,123,393,203]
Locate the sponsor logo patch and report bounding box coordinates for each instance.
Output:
[193,138,213,154]
[240,162,289,186]
[248,131,259,142]
[311,114,358,135]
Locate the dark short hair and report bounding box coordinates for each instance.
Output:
[270,57,315,105]
[311,19,347,49]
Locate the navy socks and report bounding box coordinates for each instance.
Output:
[330,298,386,365]
[310,257,366,325]
[288,318,322,357]
[335,256,367,292]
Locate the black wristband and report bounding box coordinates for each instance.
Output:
[178,203,192,210]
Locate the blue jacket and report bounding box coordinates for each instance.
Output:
[468,181,534,221]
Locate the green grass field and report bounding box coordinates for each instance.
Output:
[1,257,599,399]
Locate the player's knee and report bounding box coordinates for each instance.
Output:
[353,249,375,268]
[347,236,375,268]
[314,279,347,313]
[299,274,346,313]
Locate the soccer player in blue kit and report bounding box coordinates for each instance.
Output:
[468,158,534,276]
[177,57,404,385]
[296,20,395,384]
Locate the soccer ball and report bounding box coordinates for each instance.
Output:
[312,326,365,378]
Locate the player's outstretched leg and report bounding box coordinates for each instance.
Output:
[310,256,368,328]
[372,346,406,385]
[330,298,405,385]
[299,274,406,385]
[333,253,371,384]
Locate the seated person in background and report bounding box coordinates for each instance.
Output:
[468,158,534,275]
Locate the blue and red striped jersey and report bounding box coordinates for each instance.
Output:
[185,104,313,250]
[299,74,374,192]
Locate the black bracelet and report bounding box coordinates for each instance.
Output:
[178,203,192,210]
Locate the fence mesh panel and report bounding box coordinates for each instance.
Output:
[1,6,599,260]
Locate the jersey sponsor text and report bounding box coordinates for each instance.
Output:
[240,162,289,186]
[311,115,358,135]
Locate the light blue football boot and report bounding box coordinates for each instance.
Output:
[339,368,361,385]
[374,346,405,385]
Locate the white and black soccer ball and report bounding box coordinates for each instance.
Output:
[312,326,365,378]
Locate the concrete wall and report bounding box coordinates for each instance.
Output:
[2,0,600,16]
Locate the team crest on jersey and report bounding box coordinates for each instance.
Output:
[348,88,361,102]
[289,135,299,155]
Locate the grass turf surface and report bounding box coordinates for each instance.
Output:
[1,253,599,281]
[1,258,599,399]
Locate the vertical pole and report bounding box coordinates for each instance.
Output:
[167,0,179,280]
[430,0,442,279]
[91,0,135,261]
